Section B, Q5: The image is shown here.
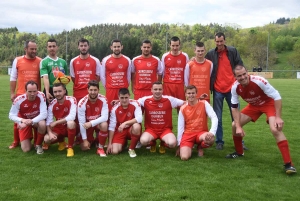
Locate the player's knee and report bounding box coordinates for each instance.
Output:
[99,122,108,131]
[231,121,236,129]
[67,121,76,129]
[131,124,141,135]
[44,134,51,144]
[180,154,190,161]
[37,121,46,134]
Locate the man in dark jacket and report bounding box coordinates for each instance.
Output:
[205,32,246,150]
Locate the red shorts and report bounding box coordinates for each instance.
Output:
[19,125,34,142]
[134,89,152,100]
[144,128,173,140]
[241,102,276,122]
[163,83,185,100]
[106,88,120,110]
[180,131,206,148]
[79,126,99,143]
[112,127,133,145]
[52,125,68,137]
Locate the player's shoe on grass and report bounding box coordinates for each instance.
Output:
[42,143,50,150]
[128,149,137,158]
[225,152,244,158]
[36,145,44,154]
[67,148,74,157]
[216,143,223,150]
[159,145,166,154]
[9,141,19,149]
[135,141,142,149]
[150,145,156,153]
[284,162,297,175]
[58,142,67,151]
[97,148,107,157]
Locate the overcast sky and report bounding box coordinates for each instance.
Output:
[1,0,299,34]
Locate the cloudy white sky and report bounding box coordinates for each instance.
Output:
[0,0,299,34]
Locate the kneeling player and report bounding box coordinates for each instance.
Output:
[107,88,143,158]
[44,83,77,157]
[176,85,218,160]
[9,81,47,154]
[78,80,109,157]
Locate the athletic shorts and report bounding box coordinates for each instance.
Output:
[180,131,206,148]
[106,88,120,110]
[19,125,33,142]
[163,83,185,101]
[78,126,99,143]
[241,101,276,122]
[144,128,173,140]
[112,127,132,145]
[52,125,68,137]
[134,89,152,100]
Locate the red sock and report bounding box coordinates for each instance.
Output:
[67,128,76,148]
[277,140,292,164]
[233,135,244,154]
[149,140,156,146]
[129,134,140,150]
[36,132,44,146]
[13,123,20,143]
[98,131,108,147]
[33,128,38,146]
[200,141,211,149]
[161,141,170,148]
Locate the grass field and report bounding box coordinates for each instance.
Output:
[0,75,299,201]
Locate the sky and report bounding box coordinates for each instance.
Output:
[0,0,299,34]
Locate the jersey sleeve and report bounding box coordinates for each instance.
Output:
[137,96,148,107]
[108,105,118,131]
[40,58,48,77]
[177,110,185,146]
[69,59,75,78]
[161,54,166,77]
[32,93,47,123]
[126,58,132,85]
[184,63,190,87]
[46,102,55,125]
[95,58,101,77]
[8,98,22,123]
[63,60,69,75]
[100,57,107,88]
[231,82,239,105]
[167,96,184,108]
[90,98,109,127]
[65,97,77,121]
[10,58,18,81]
[204,101,218,135]
[131,101,143,123]
[77,99,88,139]
[256,78,281,100]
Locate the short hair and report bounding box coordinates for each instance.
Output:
[215,32,226,40]
[24,40,36,48]
[152,81,163,86]
[47,38,57,45]
[185,85,197,93]
[118,88,130,96]
[88,80,99,89]
[195,41,205,48]
[53,82,66,90]
[25,80,38,90]
[233,65,246,75]
[111,39,122,46]
[170,36,180,44]
[142,39,151,45]
[78,38,89,46]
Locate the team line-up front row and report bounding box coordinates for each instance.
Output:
[8,66,296,174]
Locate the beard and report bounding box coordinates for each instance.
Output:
[113,50,121,56]
[80,50,89,55]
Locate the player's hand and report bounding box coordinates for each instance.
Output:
[49,132,57,140]
[199,93,208,100]
[118,123,127,132]
[275,117,284,131]
[22,119,33,126]
[10,93,16,102]
[82,140,90,150]
[204,132,214,142]
[18,122,27,130]
[106,144,112,154]
[83,122,92,129]
[235,127,245,137]
[50,122,57,129]
[175,147,180,157]
[46,92,53,103]
[111,100,119,106]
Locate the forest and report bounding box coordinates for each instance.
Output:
[0,16,299,72]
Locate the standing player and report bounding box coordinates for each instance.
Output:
[138,81,185,153]
[9,81,47,154]
[70,38,101,102]
[40,38,68,104]
[44,83,77,157]
[101,39,131,110]
[176,85,218,160]
[9,40,42,149]
[205,32,245,150]
[107,88,143,158]
[226,65,296,174]
[184,42,213,102]
[131,39,163,99]
[161,36,189,104]
[77,80,109,157]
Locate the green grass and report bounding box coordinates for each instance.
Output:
[0,75,299,201]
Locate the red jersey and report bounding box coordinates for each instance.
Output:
[47,96,77,128]
[77,94,109,140]
[101,55,131,89]
[231,75,281,106]
[138,95,184,131]
[109,100,142,131]
[184,59,213,99]
[69,55,101,99]
[9,91,47,124]
[131,55,163,90]
[10,56,42,95]
[161,52,189,84]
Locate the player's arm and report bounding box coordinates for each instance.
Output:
[69,59,75,83]
[95,58,101,82]
[40,60,53,101]
[168,96,185,108]
[176,110,185,156]
[32,93,48,124]
[107,109,117,154]
[77,100,88,140]
[10,58,18,101]
[231,85,244,136]
[100,59,106,88]
[157,59,163,82]
[46,105,57,140]
[184,64,189,87]
[8,99,22,124]
[131,72,135,93]
[204,101,218,135]
[274,99,284,131]
[90,98,109,126]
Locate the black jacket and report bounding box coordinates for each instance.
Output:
[205,45,243,92]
